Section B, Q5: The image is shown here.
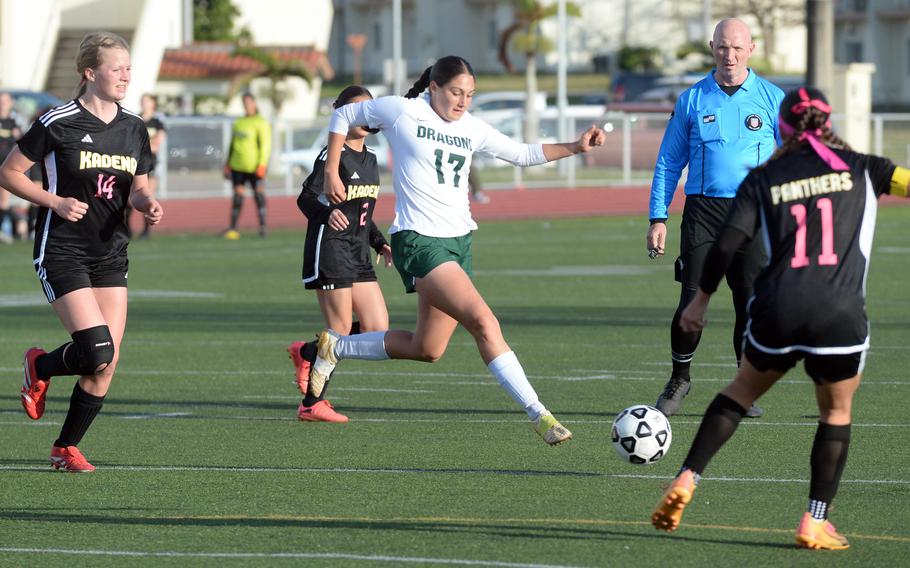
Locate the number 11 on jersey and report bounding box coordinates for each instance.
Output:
[790,197,838,268]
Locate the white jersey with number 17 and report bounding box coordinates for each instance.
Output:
[329,95,546,238]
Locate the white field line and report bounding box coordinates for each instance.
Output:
[0,464,907,486]
[2,411,908,429]
[2,366,907,385]
[0,548,587,568]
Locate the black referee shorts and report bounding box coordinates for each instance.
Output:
[675,195,765,288]
[35,254,129,303]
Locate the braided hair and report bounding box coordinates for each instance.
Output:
[769,87,850,162]
[404,56,474,98]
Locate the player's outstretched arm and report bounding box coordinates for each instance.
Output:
[541,124,606,162]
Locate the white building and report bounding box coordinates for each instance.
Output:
[327,0,806,81]
[0,0,333,120]
[834,0,910,109]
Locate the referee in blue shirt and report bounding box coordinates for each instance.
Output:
[646,18,784,417]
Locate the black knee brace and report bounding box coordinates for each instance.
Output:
[70,325,115,375]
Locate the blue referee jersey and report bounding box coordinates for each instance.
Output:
[649,69,785,221]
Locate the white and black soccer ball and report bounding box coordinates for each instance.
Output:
[611,405,672,465]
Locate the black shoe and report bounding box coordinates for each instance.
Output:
[656,376,691,416]
[258,227,268,238]
[745,404,764,418]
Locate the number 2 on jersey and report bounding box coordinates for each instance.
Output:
[434,149,466,187]
[95,174,116,200]
[359,202,369,227]
[790,197,838,268]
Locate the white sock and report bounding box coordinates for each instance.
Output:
[487,351,546,420]
[335,331,389,360]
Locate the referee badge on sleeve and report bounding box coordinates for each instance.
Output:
[745,114,763,131]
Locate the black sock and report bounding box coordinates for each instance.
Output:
[682,393,747,474]
[809,422,851,505]
[303,369,333,407]
[230,193,243,229]
[54,382,105,448]
[671,287,700,379]
[35,341,79,378]
[731,284,753,363]
[349,321,361,335]
[253,191,267,228]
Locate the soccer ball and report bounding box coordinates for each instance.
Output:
[611,405,672,465]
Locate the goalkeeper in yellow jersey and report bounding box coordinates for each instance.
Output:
[223,92,271,238]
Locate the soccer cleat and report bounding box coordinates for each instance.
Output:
[49,445,95,473]
[533,411,572,445]
[655,375,691,416]
[795,512,850,550]
[309,329,340,398]
[222,229,241,240]
[297,399,349,423]
[288,341,316,395]
[745,403,764,418]
[21,347,50,420]
[652,469,697,532]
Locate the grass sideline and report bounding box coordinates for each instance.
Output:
[1,211,908,567]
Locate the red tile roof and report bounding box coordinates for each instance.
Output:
[158,43,334,80]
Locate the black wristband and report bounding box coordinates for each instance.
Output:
[649,218,667,225]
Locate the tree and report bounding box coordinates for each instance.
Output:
[618,46,662,72]
[194,0,242,42]
[711,0,804,70]
[230,39,314,119]
[498,0,581,143]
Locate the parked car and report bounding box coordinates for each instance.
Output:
[281,126,392,177]
[609,72,665,103]
[166,120,226,172]
[7,89,63,125]
[470,91,547,113]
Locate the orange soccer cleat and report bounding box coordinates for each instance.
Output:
[297,400,349,423]
[49,445,95,473]
[795,512,850,550]
[652,469,697,532]
[21,347,50,420]
[288,341,315,395]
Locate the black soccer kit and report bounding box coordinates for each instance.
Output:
[707,145,898,381]
[17,100,151,302]
[144,115,165,176]
[298,144,388,290]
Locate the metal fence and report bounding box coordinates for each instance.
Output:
[154,112,910,199]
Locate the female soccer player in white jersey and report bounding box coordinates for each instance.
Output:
[305,55,606,445]
[289,86,393,423]
[0,32,163,472]
[650,87,910,549]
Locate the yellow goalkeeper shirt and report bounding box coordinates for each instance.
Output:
[228,114,271,173]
